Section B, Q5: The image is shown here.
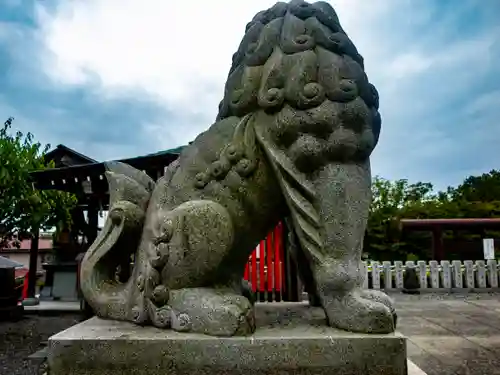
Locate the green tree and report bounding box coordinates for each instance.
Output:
[450,170,500,203]
[365,176,459,260]
[365,171,500,261]
[446,170,500,244]
[448,170,500,218]
[366,177,429,260]
[0,117,77,248]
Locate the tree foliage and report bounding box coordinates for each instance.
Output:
[448,170,500,218]
[365,177,439,260]
[0,117,78,248]
[365,171,500,261]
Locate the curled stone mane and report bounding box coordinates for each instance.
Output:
[216,0,381,169]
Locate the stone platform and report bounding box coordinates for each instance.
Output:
[47,303,408,375]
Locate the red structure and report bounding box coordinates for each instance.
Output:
[244,222,284,301]
[400,218,500,260]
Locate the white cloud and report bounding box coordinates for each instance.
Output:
[389,53,434,79]
[35,0,394,140]
[37,1,272,113]
[390,35,496,79]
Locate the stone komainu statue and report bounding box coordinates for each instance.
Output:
[80,0,396,336]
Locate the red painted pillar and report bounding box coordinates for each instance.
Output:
[259,240,266,294]
[266,233,274,292]
[274,223,282,292]
[251,250,257,292]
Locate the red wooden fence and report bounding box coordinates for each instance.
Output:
[244,222,284,302]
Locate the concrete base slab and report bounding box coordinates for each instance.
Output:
[48,303,407,375]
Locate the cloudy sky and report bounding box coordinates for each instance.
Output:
[1,0,499,192]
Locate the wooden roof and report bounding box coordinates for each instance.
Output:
[30,146,185,196]
[44,144,97,167]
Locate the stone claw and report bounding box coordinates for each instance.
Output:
[145,299,173,329]
[167,288,255,336]
[130,304,149,325]
[358,289,397,328]
[322,291,395,334]
[171,312,192,332]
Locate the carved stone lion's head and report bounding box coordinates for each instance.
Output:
[217,1,381,172]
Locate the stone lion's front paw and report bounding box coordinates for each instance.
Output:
[359,289,397,328]
[322,291,395,334]
[168,288,255,336]
[145,298,173,329]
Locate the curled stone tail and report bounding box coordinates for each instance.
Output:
[79,162,155,320]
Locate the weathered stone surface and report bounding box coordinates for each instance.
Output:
[79,0,396,337]
[48,303,407,375]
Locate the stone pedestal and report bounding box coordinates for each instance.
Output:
[48,303,408,375]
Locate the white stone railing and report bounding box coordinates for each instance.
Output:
[362,260,500,290]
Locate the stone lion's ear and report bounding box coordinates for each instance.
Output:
[105,161,155,192]
[104,162,155,210]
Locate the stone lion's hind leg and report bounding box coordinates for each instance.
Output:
[167,287,255,336]
[143,199,256,334]
[151,200,235,291]
[309,162,395,334]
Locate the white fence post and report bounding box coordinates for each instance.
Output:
[371,261,381,290]
[441,260,452,289]
[487,260,498,288]
[382,261,392,289]
[452,260,463,288]
[358,259,499,291]
[394,261,404,289]
[417,261,427,289]
[429,261,440,289]
[475,260,487,288]
[464,260,475,289]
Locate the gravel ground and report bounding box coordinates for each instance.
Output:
[0,313,83,375]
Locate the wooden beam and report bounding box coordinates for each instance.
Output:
[400,218,500,231]
[27,226,40,299]
[431,227,445,261]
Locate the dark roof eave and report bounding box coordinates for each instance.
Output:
[29,147,185,191]
[400,218,500,231]
[45,144,98,164]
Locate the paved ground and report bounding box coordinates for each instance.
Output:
[2,294,500,374]
[393,293,500,375]
[23,300,80,314]
[0,313,82,375]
